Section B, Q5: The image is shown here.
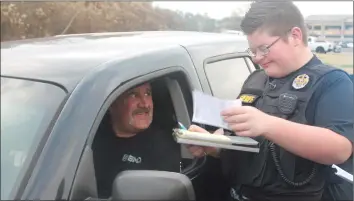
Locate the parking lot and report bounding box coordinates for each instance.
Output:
[341,47,353,53]
[316,48,353,74]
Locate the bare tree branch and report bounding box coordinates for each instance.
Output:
[60,9,81,35]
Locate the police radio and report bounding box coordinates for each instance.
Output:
[271,93,318,187]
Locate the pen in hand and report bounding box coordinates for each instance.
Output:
[178,122,188,130]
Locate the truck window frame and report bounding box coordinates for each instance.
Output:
[69,66,194,200]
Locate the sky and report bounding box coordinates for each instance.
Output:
[152,1,354,20]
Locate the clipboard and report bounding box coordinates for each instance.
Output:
[172,128,260,153]
[332,164,353,184]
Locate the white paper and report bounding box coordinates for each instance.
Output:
[173,129,260,153]
[192,90,242,130]
[174,129,259,146]
[176,138,260,153]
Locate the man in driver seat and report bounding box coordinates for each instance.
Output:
[93,82,181,198]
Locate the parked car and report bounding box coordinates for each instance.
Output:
[332,42,342,53]
[339,41,354,48]
[308,36,332,53]
[1,31,259,201]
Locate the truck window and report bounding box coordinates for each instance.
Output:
[204,57,251,99]
[1,77,66,200]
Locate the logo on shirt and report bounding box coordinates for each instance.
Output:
[292,74,310,89]
[122,154,142,164]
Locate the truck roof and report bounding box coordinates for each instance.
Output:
[1,31,248,90]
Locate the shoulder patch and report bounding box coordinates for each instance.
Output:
[292,74,310,89]
[239,94,259,104]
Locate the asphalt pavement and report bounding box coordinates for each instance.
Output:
[341,48,353,53]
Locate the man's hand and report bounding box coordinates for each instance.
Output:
[186,125,224,158]
[221,105,274,137]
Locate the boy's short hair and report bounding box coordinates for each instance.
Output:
[241,0,308,45]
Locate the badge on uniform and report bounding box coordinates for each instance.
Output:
[239,94,259,104]
[292,74,310,89]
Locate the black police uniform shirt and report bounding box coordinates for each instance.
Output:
[93,122,181,198]
[264,55,353,174]
[303,55,353,200]
[222,55,353,199]
[263,55,353,198]
[303,55,353,173]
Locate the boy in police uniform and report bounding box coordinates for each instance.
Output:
[186,0,353,200]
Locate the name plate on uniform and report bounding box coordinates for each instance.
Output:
[239,94,259,104]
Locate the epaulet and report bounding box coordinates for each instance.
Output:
[238,69,268,100]
[306,63,351,85]
[243,69,268,85]
[307,63,341,77]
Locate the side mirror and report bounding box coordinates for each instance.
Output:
[112,170,196,201]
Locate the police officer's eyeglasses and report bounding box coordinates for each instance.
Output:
[246,36,282,58]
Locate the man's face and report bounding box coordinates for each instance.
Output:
[110,83,153,133]
[247,29,298,78]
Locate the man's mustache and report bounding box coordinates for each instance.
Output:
[133,107,151,115]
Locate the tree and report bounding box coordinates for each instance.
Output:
[1,2,242,41]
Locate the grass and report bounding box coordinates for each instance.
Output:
[315,53,353,74]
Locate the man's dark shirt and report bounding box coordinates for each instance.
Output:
[93,122,181,198]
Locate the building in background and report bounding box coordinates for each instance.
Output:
[306,15,353,42]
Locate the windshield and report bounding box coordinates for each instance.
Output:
[1,77,66,199]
